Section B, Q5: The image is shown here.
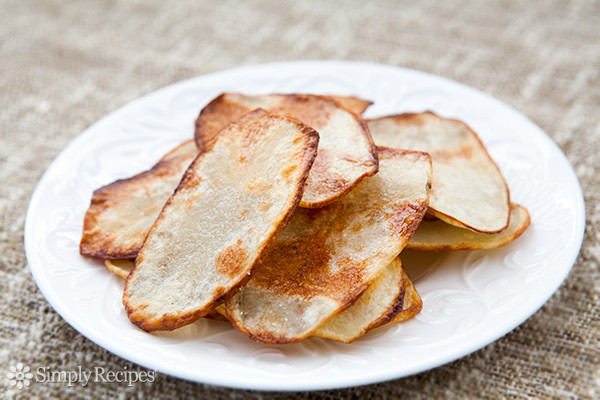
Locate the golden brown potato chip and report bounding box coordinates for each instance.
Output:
[123,109,319,331]
[225,148,431,344]
[367,112,510,233]
[390,268,422,323]
[313,258,405,343]
[408,203,530,251]
[155,139,197,164]
[195,93,378,208]
[104,259,133,279]
[80,150,196,259]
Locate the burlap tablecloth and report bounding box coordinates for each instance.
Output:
[1,0,598,398]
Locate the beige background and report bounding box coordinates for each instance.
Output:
[1,0,599,398]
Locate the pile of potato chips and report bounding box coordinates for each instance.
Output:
[80,94,530,343]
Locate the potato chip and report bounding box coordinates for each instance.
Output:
[225,148,431,343]
[123,109,319,331]
[104,259,133,279]
[367,112,510,233]
[195,93,378,208]
[313,258,405,343]
[390,268,422,323]
[213,304,228,320]
[80,150,196,259]
[408,203,530,250]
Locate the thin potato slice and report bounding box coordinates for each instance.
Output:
[123,109,319,331]
[80,150,197,259]
[105,259,133,279]
[408,203,530,251]
[313,258,405,343]
[367,112,510,233]
[214,304,228,319]
[226,148,431,343]
[156,139,197,164]
[391,268,423,323]
[195,93,378,208]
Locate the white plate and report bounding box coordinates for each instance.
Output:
[25,61,585,391]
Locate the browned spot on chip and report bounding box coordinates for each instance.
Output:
[299,148,352,196]
[273,95,334,130]
[320,176,350,193]
[388,203,429,239]
[246,177,270,192]
[434,143,475,161]
[253,236,365,304]
[214,240,248,279]
[281,164,298,182]
[303,174,349,196]
[258,201,273,212]
[212,285,227,300]
[390,112,428,126]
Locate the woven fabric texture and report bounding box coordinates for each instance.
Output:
[1,0,598,398]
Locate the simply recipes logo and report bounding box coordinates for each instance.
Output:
[5,363,155,390]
